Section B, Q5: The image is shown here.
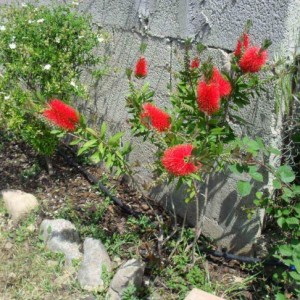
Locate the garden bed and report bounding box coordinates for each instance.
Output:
[0,131,265,299]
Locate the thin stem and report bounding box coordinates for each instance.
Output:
[190,174,210,264]
[191,179,200,264]
[168,207,188,259]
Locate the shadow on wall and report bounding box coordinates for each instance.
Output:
[150,170,266,255]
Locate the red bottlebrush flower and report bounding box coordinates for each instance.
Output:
[234,33,250,57]
[135,57,148,78]
[43,99,79,131]
[211,67,231,97]
[197,81,220,115]
[239,46,268,73]
[161,144,200,176]
[140,103,171,132]
[190,57,200,69]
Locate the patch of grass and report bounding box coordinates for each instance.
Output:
[0,205,88,300]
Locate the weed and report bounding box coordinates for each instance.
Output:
[121,284,140,300]
[20,163,41,180]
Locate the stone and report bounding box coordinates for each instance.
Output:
[106,259,145,300]
[40,219,82,265]
[4,242,13,250]
[77,238,112,291]
[184,288,225,300]
[1,189,38,222]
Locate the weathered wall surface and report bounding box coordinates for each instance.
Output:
[2,0,299,254]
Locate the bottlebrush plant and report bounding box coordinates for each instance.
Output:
[126,30,300,298]
[126,32,273,260]
[127,33,271,189]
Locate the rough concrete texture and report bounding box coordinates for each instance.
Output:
[77,238,112,291]
[40,219,82,265]
[77,0,298,254]
[0,190,38,222]
[184,288,224,300]
[5,0,300,253]
[106,259,145,300]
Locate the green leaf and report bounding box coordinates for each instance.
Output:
[255,192,263,199]
[277,217,285,228]
[275,293,287,300]
[294,259,300,273]
[69,138,81,146]
[286,217,299,226]
[249,171,263,182]
[50,129,61,134]
[108,132,123,146]
[289,271,300,281]
[294,204,300,217]
[89,152,101,163]
[246,139,260,152]
[278,245,292,256]
[100,122,107,138]
[237,181,252,197]
[121,141,132,154]
[98,142,105,155]
[273,179,282,189]
[86,127,98,137]
[276,165,295,183]
[77,139,97,155]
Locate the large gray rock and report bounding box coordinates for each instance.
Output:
[1,189,39,222]
[106,259,145,300]
[77,238,112,291]
[40,219,82,264]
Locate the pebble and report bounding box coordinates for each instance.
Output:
[4,242,13,250]
[141,204,150,211]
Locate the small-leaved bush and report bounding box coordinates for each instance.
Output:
[0,2,106,155]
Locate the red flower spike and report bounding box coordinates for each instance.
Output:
[190,57,200,69]
[43,99,79,131]
[239,46,268,73]
[140,103,171,132]
[234,33,250,57]
[197,81,221,115]
[161,144,201,176]
[211,67,232,97]
[135,57,148,78]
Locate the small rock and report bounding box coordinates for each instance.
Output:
[106,259,145,300]
[81,296,96,300]
[4,242,13,250]
[8,272,17,280]
[78,238,112,291]
[184,288,225,300]
[141,204,150,211]
[1,190,39,222]
[40,219,82,265]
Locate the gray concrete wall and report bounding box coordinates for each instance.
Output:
[2,0,300,254]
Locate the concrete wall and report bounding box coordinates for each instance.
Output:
[2,0,300,254]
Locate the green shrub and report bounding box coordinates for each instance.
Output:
[0,2,106,155]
